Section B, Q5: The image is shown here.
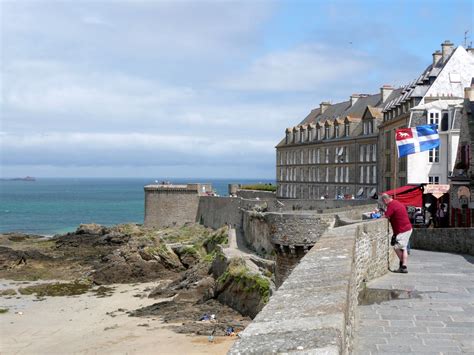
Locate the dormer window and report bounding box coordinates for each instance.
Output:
[316,127,321,140]
[344,122,350,136]
[325,125,330,139]
[363,119,374,135]
[334,124,339,138]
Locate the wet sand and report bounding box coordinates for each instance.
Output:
[0,280,236,354]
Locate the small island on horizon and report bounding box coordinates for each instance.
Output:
[0,176,36,182]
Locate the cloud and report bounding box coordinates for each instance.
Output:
[221,44,374,92]
[0,132,275,167]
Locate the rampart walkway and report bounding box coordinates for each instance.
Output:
[354,249,474,354]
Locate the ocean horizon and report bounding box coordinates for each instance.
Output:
[0,177,275,236]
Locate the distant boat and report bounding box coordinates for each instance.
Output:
[0,176,36,181]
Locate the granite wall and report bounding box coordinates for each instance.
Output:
[196,196,242,230]
[411,228,474,255]
[144,188,200,228]
[230,218,397,354]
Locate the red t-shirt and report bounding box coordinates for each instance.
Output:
[385,200,412,235]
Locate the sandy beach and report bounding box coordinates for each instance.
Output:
[0,280,236,355]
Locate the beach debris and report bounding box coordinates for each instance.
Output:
[0,308,9,314]
[104,324,119,331]
[15,311,23,315]
[199,314,211,321]
[225,326,235,336]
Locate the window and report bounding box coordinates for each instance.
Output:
[429,148,439,163]
[316,128,321,140]
[428,175,440,184]
[335,166,339,182]
[366,166,370,184]
[317,149,320,164]
[345,146,349,163]
[345,166,349,183]
[372,144,377,161]
[325,167,329,182]
[441,112,449,132]
[325,126,330,139]
[300,150,304,164]
[385,153,391,172]
[372,166,377,184]
[399,177,406,186]
[360,145,365,162]
[385,177,391,190]
[429,111,440,129]
[325,148,329,163]
[385,131,391,150]
[366,145,371,162]
[345,122,350,136]
[317,168,320,182]
[334,125,339,138]
[363,120,373,135]
[359,166,364,183]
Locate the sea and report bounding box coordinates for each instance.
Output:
[0,178,274,236]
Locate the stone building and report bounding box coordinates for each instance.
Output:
[379,41,474,191]
[276,90,393,200]
[449,81,474,227]
[144,183,212,228]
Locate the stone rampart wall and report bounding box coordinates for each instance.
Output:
[230,219,397,354]
[411,228,474,255]
[236,189,277,200]
[269,198,375,212]
[144,189,199,228]
[196,196,243,230]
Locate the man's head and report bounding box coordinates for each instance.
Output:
[381,193,393,205]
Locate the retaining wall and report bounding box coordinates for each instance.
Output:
[144,189,199,228]
[230,218,397,354]
[236,189,277,200]
[196,196,242,230]
[411,228,474,255]
[269,198,376,212]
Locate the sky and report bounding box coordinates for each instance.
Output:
[1,0,472,179]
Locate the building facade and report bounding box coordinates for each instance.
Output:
[277,41,474,200]
[449,81,474,227]
[379,41,474,191]
[276,91,391,199]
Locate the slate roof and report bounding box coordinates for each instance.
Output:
[382,47,460,113]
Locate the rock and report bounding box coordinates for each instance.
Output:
[0,246,52,268]
[76,224,109,236]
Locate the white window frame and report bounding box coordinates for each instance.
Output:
[429,148,439,163]
[428,175,440,184]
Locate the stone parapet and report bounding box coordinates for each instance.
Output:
[411,228,474,255]
[230,218,397,354]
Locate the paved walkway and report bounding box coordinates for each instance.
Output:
[353,249,474,354]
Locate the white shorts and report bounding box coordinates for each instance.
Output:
[394,229,412,250]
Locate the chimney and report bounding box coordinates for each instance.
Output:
[380,85,394,102]
[320,101,331,114]
[465,79,474,101]
[350,94,360,106]
[432,50,442,66]
[441,40,454,63]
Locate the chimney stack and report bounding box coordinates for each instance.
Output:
[380,85,394,102]
[441,40,454,63]
[350,94,360,106]
[432,50,442,66]
[320,101,331,114]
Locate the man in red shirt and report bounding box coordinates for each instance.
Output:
[381,194,413,273]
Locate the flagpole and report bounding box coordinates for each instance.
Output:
[393,129,397,200]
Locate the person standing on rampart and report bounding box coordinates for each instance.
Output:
[381,194,413,273]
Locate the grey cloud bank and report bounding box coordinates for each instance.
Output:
[1,0,471,177]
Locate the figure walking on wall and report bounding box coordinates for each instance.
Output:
[381,194,413,274]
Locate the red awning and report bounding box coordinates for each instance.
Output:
[381,184,423,207]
